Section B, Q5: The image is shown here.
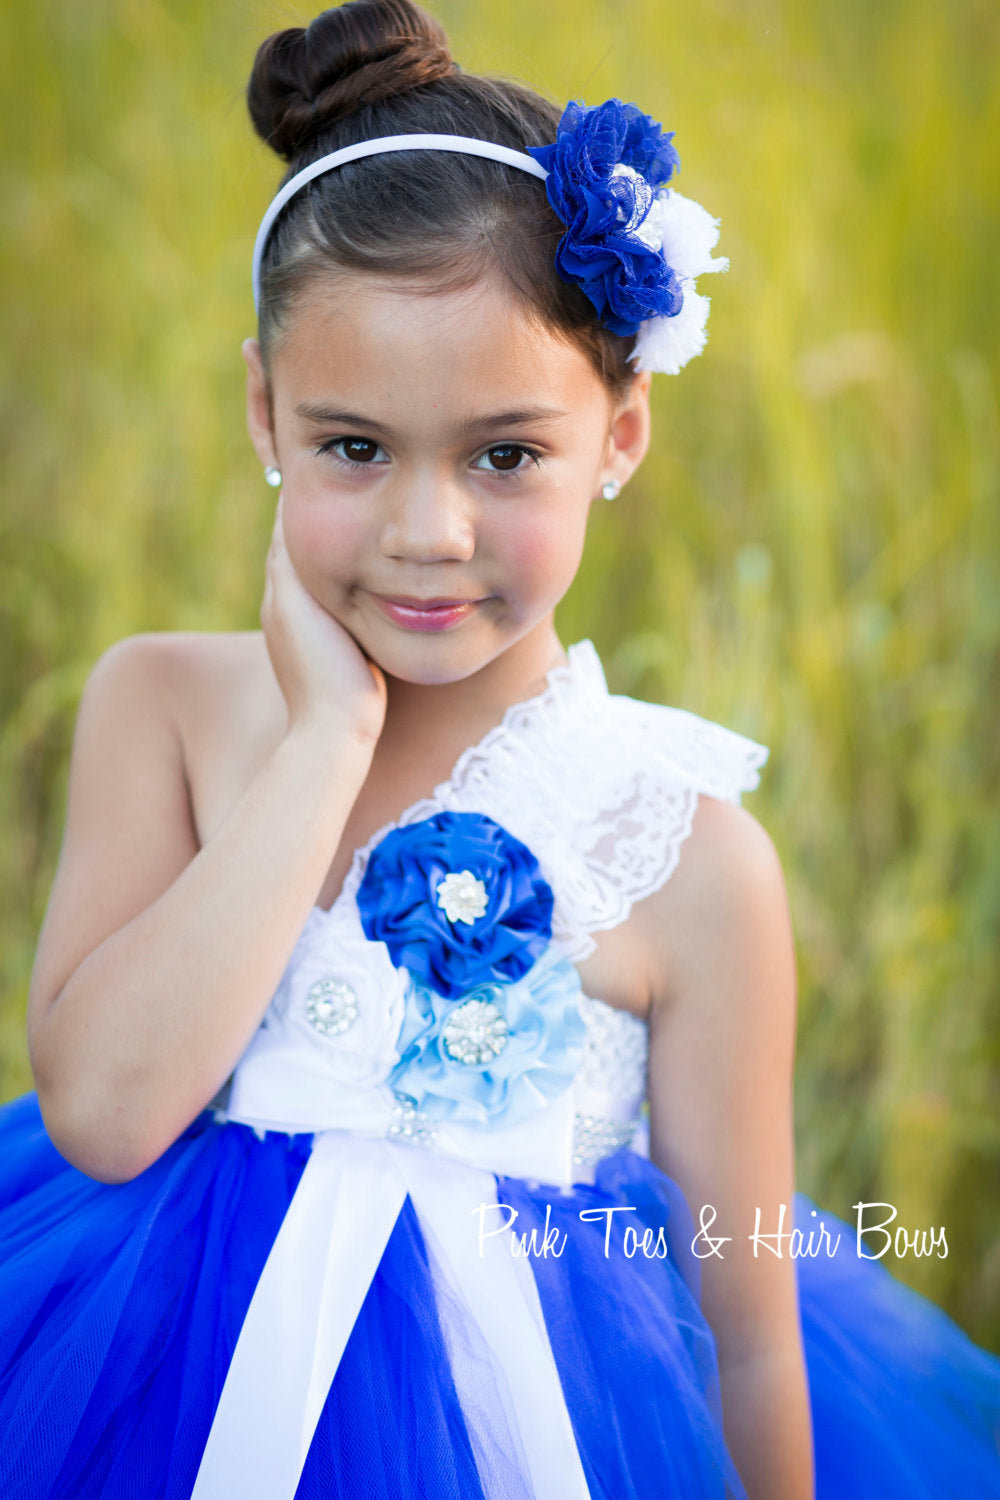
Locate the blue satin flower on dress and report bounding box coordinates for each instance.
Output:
[389,949,586,1128]
[356,811,555,1000]
[528,98,684,337]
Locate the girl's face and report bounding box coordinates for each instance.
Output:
[244,273,651,685]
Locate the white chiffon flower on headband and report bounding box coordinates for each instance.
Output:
[630,190,729,375]
[251,101,728,375]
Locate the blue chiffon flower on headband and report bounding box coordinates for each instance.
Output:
[356,811,554,1000]
[528,98,684,338]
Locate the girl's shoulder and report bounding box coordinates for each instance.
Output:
[26,630,268,1032]
[90,629,284,843]
[96,627,271,701]
[87,627,269,701]
[28,630,281,1031]
[56,627,283,877]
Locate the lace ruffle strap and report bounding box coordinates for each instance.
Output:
[331,641,768,963]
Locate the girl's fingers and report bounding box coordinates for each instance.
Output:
[266,496,288,577]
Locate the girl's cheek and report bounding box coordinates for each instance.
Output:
[502,510,589,594]
[284,497,366,567]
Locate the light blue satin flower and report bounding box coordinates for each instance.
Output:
[387,948,586,1129]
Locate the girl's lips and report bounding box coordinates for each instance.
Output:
[369,594,483,632]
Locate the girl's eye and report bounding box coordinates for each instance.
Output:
[319,437,387,467]
[474,444,540,475]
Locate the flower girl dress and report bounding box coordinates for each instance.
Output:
[0,640,997,1499]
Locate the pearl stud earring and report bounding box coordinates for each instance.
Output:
[601,479,621,501]
[264,466,282,488]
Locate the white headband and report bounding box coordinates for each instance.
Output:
[250,119,728,375]
[251,133,549,312]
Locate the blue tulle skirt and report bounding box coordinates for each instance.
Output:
[0,1090,997,1499]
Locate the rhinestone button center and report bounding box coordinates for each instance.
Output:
[305,977,360,1037]
[441,998,509,1066]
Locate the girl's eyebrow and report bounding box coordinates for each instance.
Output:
[294,402,568,437]
[295,403,394,436]
[458,407,568,436]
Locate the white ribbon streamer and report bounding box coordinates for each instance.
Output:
[190,1134,404,1498]
[191,1132,590,1499]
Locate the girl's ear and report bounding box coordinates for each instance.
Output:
[242,337,279,471]
[600,370,653,494]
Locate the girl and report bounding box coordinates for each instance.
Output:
[2,2,998,1496]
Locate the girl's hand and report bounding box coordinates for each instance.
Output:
[260,493,387,748]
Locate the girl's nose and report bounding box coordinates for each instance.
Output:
[379,475,475,564]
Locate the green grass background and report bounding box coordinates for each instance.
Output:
[2,0,997,1348]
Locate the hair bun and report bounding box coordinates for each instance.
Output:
[248,1,456,161]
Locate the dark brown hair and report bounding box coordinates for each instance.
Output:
[247,0,635,396]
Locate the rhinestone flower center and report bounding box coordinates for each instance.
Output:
[305,977,360,1037]
[441,998,510,1066]
[611,162,665,251]
[435,869,489,926]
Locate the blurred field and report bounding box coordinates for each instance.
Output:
[1,0,997,1347]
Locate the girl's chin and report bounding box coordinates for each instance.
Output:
[375,650,497,688]
[361,622,516,688]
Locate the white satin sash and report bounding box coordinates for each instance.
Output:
[191,1131,591,1500]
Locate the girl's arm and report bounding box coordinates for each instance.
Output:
[27,504,385,1184]
[642,795,814,1500]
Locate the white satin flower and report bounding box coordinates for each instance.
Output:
[264,900,408,1087]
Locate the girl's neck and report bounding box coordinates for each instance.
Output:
[376,618,567,762]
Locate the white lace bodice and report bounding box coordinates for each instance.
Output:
[222,641,767,1185]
